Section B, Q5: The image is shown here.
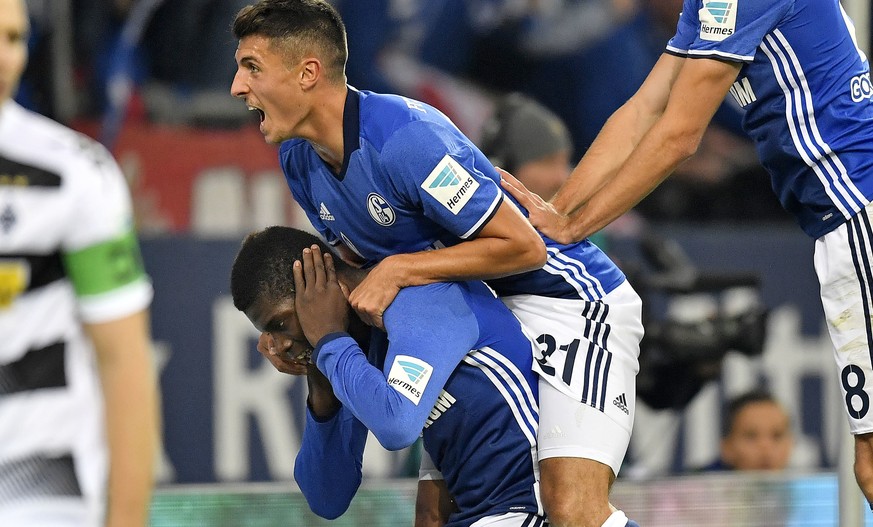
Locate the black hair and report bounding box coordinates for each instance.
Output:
[232,0,347,82]
[230,226,337,313]
[722,389,784,435]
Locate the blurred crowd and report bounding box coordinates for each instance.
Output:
[22,0,868,224]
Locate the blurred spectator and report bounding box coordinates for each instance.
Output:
[479,91,623,250]
[142,0,249,94]
[336,0,634,139]
[701,390,794,472]
[479,92,573,201]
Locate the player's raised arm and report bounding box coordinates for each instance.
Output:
[503,53,739,243]
[295,246,480,449]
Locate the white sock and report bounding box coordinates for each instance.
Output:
[601,510,629,527]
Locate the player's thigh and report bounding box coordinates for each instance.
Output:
[471,512,548,526]
[815,213,873,434]
[537,378,631,478]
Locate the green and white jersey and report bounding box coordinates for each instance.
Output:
[0,100,152,524]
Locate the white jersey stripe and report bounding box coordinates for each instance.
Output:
[772,30,867,206]
[464,349,538,445]
[764,33,851,207]
[460,193,502,239]
[550,249,607,297]
[687,48,754,61]
[468,347,539,434]
[542,248,603,301]
[476,346,540,419]
[760,36,856,219]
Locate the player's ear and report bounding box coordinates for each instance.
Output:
[299,57,321,90]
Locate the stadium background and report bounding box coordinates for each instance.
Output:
[19,0,873,525]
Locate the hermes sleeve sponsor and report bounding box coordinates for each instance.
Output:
[699,0,737,42]
[386,355,433,405]
[421,155,480,215]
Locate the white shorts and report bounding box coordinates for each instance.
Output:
[502,280,643,475]
[816,206,873,435]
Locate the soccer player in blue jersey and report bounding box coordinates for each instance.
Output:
[500,0,873,504]
[230,226,545,527]
[230,2,643,526]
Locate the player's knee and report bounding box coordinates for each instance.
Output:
[540,486,607,527]
[855,458,873,499]
[541,495,579,527]
[540,458,613,526]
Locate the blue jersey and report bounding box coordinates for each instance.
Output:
[667,0,873,238]
[293,280,543,527]
[280,88,625,301]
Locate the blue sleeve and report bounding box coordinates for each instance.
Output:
[381,120,503,239]
[293,405,369,519]
[666,0,699,54]
[313,283,480,450]
[668,0,792,62]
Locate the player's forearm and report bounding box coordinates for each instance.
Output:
[388,237,543,288]
[88,310,159,527]
[552,52,682,222]
[552,96,660,217]
[569,115,702,239]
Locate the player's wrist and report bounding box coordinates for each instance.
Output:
[383,253,416,287]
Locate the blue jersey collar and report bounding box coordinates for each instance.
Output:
[336,86,361,181]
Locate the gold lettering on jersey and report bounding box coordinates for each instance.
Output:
[0,260,28,309]
[0,174,29,186]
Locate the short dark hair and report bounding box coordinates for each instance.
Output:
[230,226,333,313]
[723,389,785,435]
[232,0,347,83]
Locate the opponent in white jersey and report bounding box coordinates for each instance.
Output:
[231,2,643,526]
[0,1,158,525]
[502,0,873,506]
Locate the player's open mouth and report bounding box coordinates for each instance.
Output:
[247,106,265,123]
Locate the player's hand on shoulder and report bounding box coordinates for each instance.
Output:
[499,167,575,244]
[349,255,406,331]
[293,245,350,344]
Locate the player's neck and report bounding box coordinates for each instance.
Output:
[307,85,348,173]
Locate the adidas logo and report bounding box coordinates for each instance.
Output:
[542,425,565,439]
[319,203,335,221]
[613,393,629,415]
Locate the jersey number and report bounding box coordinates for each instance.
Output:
[842,364,870,419]
[535,334,580,386]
